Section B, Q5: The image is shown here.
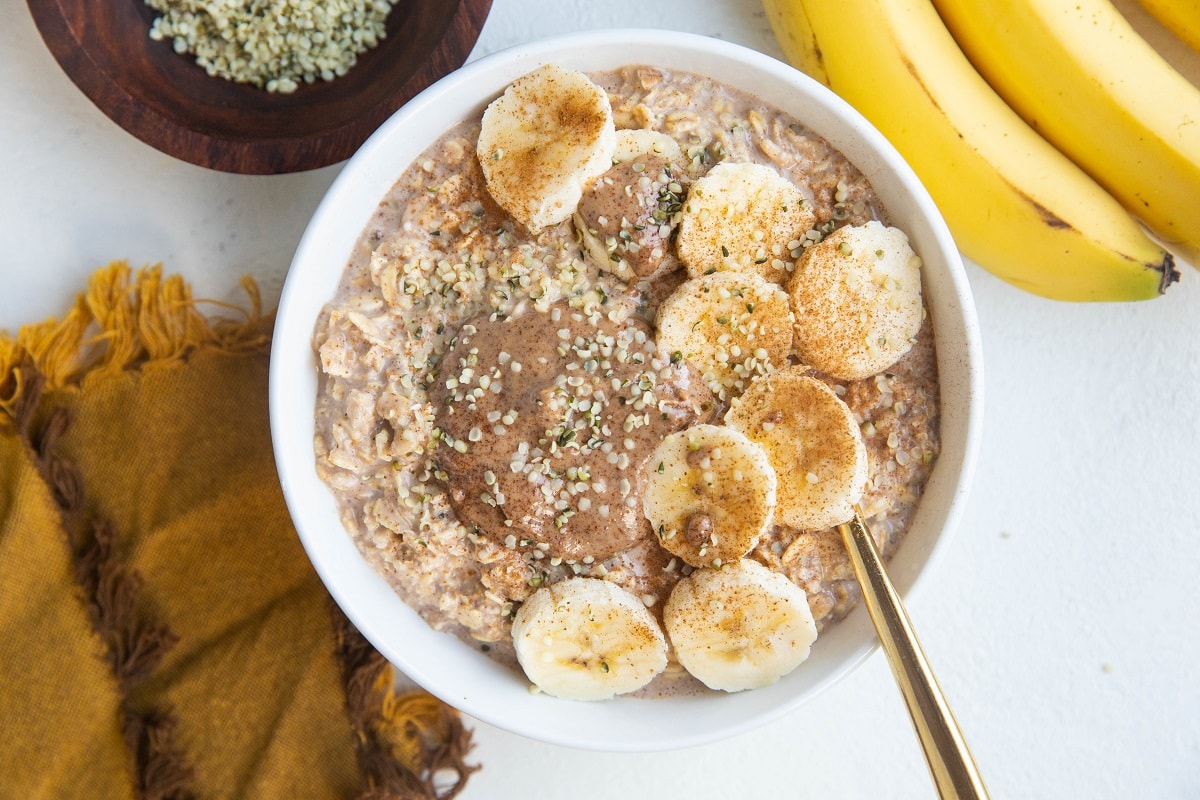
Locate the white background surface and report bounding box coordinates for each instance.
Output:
[3,1,1199,797]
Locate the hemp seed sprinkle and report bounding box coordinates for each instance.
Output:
[145,0,395,93]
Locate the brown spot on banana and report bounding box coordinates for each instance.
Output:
[1157,254,1180,294]
[1025,196,1071,230]
[900,54,943,118]
[1019,191,1179,293]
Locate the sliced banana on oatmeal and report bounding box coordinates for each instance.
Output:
[725,366,868,531]
[477,63,617,233]
[642,424,777,568]
[611,127,683,164]
[575,129,687,281]
[787,220,924,381]
[676,161,815,283]
[663,558,818,692]
[655,271,794,401]
[512,577,668,701]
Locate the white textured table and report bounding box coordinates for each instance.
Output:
[4,1,1199,797]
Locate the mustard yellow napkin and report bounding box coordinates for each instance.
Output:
[0,262,476,799]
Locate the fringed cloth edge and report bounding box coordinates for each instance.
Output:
[0,261,270,411]
[8,366,197,800]
[331,606,478,800]
[0,261,476,799]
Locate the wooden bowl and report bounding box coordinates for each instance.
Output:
[26,0,494,174]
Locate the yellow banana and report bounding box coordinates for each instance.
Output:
[763,0,1178,301]
[1135,0,1200,56]
[932,0,1200,267]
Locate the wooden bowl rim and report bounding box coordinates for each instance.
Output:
[26,0,494,174]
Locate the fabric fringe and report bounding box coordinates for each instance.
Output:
[2,263,477,798]
[8,365,196,799]
[121,708,198,800]
[73,518,180,693]
[330,604,478,800]
[0,263,262,797]
[0,261,270,410]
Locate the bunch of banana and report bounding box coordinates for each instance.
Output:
[762,0,1196,301]
[933,0,1200,266]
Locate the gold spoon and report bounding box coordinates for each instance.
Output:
[837,509,990,799]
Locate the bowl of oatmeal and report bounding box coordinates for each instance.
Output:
[270,29,983,750]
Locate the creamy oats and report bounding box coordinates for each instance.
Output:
[312,65,940,692]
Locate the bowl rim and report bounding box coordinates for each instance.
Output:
[25,0,494,174]
[270,28,984,751]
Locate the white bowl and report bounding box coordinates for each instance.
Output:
[269,29,984,752]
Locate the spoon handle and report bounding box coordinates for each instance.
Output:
[837,511,990,800]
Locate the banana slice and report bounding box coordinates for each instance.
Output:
[726,366,868,531]
[575,129,687,280]
[477,63,617,233]
[664,558,818,692]
[511,577,667,701]
[655,271,794,401]
[787,220,923,380]
[611,127,683,165]
[676,161,815,283]
[642,424,777,568]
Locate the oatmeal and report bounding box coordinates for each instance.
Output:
[313,65,940,693]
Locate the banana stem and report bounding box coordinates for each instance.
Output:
[837,510,989,800]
